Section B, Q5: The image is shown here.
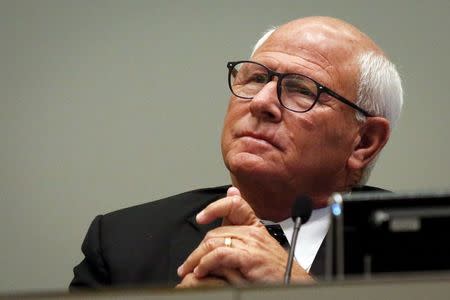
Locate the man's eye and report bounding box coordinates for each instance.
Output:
[286,84,316,98]
[249,73,268,83]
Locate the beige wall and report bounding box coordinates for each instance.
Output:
[1,0,449,293]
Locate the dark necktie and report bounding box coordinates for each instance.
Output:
[265,224,290,250]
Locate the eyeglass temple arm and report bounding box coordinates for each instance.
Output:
[325,88,372,117]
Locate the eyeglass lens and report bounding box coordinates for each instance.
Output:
[229,61,319,112]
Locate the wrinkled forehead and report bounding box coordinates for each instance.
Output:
[253,18,381,99]
[260,22,363,66]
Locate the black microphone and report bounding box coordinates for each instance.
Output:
[284,195,313,285]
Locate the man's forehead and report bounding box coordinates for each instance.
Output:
[261,17,383,64]
[259,20,366,63]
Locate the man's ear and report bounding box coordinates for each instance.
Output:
[347,117,390,170]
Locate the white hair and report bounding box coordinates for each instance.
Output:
[355,51,403,184]
[356,52,403,128]
[251,27,277,57]
[251,27,404,185]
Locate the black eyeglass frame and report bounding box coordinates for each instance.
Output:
[227,60,372,117]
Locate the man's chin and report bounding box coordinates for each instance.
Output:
[226,152,280,178]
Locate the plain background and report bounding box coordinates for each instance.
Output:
[1,0,449,293]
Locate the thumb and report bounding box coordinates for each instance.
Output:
[222,186,249,226]
[226,186,241,197]
[196,193,260,227]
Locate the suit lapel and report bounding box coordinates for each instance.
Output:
[310,237,326,276]
[168,214,221,284]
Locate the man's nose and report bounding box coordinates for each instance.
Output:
[249,81,282,123]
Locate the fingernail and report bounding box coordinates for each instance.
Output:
[193,266,199,276]
[177,265,183,276]
[196,211,205,222]
[227,186,241,196]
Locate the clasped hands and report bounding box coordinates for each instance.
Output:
[176,187,313,288]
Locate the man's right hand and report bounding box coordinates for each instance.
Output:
[176,272,227,288]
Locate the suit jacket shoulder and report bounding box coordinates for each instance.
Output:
[70,185,228,290]
[103,185,230,230]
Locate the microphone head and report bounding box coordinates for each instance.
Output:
[291,195,313,223]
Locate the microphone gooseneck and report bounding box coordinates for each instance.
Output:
[284,195,313,285]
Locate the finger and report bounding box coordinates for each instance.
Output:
[211,268,248,286]
[176,273,198,289]
[194,245,288,284]
[178,234,244,277]
[193,246,250,278]
[222,187,242,226]
[179,225,269,277]
[226,186,241,197]
[176,273,228,288]
[196,195,260,226]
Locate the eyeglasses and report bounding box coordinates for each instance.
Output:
[227,60,372,117]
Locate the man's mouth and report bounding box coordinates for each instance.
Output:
[237,131,282,150]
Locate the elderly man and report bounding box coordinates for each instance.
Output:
[70,16,402,289]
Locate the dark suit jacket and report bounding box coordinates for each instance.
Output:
[70,185,385,290]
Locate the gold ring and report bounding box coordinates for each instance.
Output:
[224,237,232,247]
